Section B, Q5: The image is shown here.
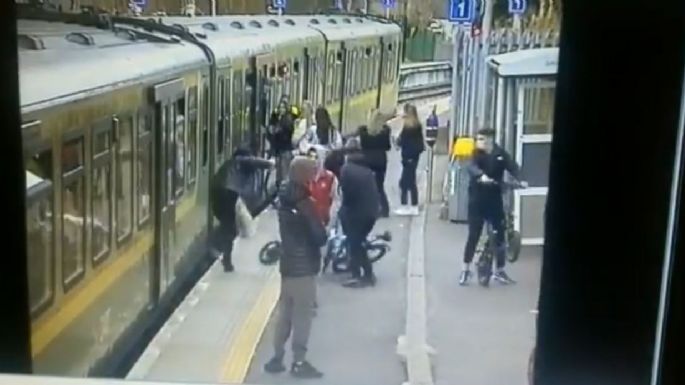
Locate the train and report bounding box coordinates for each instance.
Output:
[20,6,402,377]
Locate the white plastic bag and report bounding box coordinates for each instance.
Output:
[235,197,256,238]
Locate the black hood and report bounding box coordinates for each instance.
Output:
[278,180,310,209]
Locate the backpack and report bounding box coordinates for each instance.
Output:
[308,171,336,225]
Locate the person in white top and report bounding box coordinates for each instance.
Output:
[307,106,343,150]
[293,101,315,153]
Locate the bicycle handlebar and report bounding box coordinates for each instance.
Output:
[479,179,526,189]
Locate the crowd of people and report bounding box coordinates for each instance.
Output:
[208,96,527,379]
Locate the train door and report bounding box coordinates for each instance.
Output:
[337,45,348,131]
[150,78,185,302]
[251,54,274,156]
[340,44,353,133]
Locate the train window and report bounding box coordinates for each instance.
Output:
[175,98,186,198]
[188,86,198,186]
[116,116,133,243]
[137,114,152,227]
[25,147,54,316]
[326,52,334,104]
[223,79,231,152]
[355,50,366,94]
[62,137,86,289]
[232,74,243,151]
[92,128,112,265]
[217,76,225,157]
[349,51,356,96]
[202,83,209,167]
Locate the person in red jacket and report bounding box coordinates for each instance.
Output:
[305,146,340,231]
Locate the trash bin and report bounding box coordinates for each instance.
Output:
[447,137,475,223]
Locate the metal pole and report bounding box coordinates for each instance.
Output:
[426,147,434,203]
[278,7,283,16]
[475,0,495,129]
[385,7,389,18]
[363,0,368,13]
[449,26,461,149]
[210,0,215,16]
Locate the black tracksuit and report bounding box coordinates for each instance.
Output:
[359,125,391,216]
[397,124,425,206]
[463,145,522,269]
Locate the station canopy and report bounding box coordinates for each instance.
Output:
[487,47,559,77]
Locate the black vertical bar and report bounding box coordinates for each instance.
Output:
[0,1,32,373]
[535,1,685,384]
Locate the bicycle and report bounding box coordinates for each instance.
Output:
[258,227,392,271]
[321,225,392,273]
[474,180,525,287]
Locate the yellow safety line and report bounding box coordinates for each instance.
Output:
[219,270,280,383]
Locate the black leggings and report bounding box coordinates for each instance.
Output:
[463,202,507,269]
[373,168,389,216]
[400,158,419,206]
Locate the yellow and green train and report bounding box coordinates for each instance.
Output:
[19,8,401,377]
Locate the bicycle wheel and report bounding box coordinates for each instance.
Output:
[507,230,522,263]
[331,247,349,273]
[476,252,492,287]
[367,244,388,264]
[258,241,281,265]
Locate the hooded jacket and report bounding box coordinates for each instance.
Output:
[277,180,328,277]
[339,152,380,222]
[211,148,272,222]
[358,124,391,172]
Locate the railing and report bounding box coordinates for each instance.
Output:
[398,61,452,103]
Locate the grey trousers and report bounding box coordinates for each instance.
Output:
[273,275,316,362]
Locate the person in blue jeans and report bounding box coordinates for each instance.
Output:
[395,104,424,216]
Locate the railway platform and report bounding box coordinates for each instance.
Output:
[126,97,540,385]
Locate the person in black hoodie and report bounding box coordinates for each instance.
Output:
[395,104,424,216]
[267,98,296,185]
[358,110,392,217]
[339,151,381,288]
[264,156,327,379]
[211,146,275,272]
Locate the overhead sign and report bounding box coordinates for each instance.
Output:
[132,0,146,7]
[273,0,286,9]
[449,0,474,23]
[508,0,527,14]
[382,0,395,9]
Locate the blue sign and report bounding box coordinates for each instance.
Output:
[449,0,474,23]
[382,0,395,8]
[508,0,527,14]
[132,0,146,7]
[273,0,286,9]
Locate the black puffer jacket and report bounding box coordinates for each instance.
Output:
[339,152,380,222]
[277,181,328,277]
[358,125,391,172]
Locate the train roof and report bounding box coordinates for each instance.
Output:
[17,13,400,113]
[18,19,207,113]
[150,16,324,61]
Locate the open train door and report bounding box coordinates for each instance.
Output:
[248,54,277,200]
[150,78,186,303]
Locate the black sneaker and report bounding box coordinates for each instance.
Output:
[291,361,323,379]
[493,270,516,285]
[458,270,472,286]
[264,357,286,373]
[343,277,374,288]
[223,264,235,273]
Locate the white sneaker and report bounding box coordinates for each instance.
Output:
[394,205,410,216]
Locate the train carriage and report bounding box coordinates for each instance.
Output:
[18,7,402,377]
